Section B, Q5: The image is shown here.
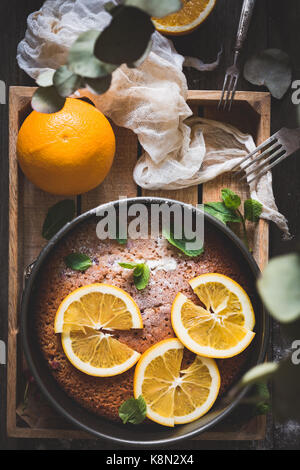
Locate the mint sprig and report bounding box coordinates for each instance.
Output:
[65,253,92,271]
[118,395,147,424]
[162,227,204,257]
[204,188,263,251]
[204,202,242,225]
[119,262,150,290]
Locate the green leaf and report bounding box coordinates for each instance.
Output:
[127,38,153,68]
[65,253,92,271]
[118,395,147,424]
[104,1,118,13]
[162,227,204,257]
[273,357,300,421]
[119,262,138,269]
[84,74,112,95]
[42,199,75,240]
[116,220,128,245]
[244,199,262,222]
[253,383,271,416]
[204,202,242,225]
[124,0,182,18]
[68,30,116,78]
[31,86,66,114]
[53,66,82,98]
[244,49,292,99]
[257,253,300,323]
[240,362,279,388]
[36,69,55,87]
[134,264,150,290]
[119,262,150,290]
[95,6,155,66]
[221,188,241,211]
[116,237,127,245]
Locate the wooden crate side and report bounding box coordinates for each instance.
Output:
[7,88,20,436]
[7,87,76,437]
[200,92,270,270]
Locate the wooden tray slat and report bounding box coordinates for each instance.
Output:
[7,87,270,441]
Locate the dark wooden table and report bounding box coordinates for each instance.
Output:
[1,0,300,450]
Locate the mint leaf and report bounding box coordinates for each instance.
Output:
[65,253,92,271]
[119,262,150,290]
[116,221,127,245]
[221,188,241,210]
[253,383,271,416]
[244,199,263,222]
[42,199,75,240]
[116,237,127,245]
[119,262,137,269]
[118,395,147,424]
[134,264,150,290]
[162,227,204,257]
[204,202,242,225]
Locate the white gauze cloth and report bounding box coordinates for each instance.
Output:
[17,0,289,236]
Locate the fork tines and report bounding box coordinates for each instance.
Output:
[218,73,239,111]
[232,132,287,184]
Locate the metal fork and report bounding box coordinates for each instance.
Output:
[218,0,256,111]
[232,127,300,184]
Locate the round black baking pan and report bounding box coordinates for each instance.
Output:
[20,197,269,446]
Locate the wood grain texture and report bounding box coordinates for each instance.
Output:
[201,91,270,270]
[7,87,270,441]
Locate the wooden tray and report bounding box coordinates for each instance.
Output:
[7,87,270,440]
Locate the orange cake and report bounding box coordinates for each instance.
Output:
[34,217,256,422]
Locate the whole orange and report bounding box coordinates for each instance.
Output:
[17,98,116,196]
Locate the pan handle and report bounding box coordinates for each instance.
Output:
[23,260,36,284]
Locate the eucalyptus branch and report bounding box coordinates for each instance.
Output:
[32,0,182,113]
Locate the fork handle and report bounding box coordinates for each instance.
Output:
[235,0,256,53]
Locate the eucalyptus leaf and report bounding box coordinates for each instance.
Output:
[68,30,116,78]
[36,69,55,87]
[95,6,155,66]
[257,253,300,323]
[124,0,182,18]
[85,74,112,95]
[31,86,66,114]
[127,39,153,69]
[104,1,117,13]
[273,357,300,422]
[252,383,271,417]
[240,362,279,388]
[244,49,292,99]
[53,66,82,98]
[42,199,75,240]
[65,253,92,271]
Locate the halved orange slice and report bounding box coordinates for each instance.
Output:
[54,283,143,376]
[134,338,220,427]
[171,273,255,358]
[152,0,216,36]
